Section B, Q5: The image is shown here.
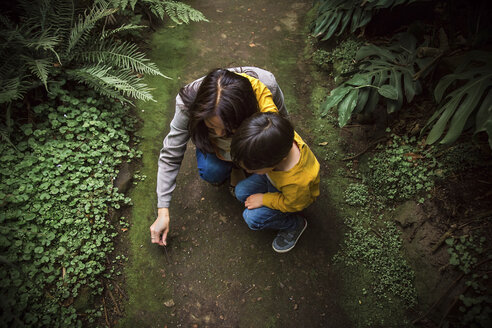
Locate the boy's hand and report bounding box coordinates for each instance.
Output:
[245,193,263,209]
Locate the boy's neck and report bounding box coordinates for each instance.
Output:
[274,141,300,171]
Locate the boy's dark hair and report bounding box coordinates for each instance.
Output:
[231,112,294,170]
[182,68,260,153]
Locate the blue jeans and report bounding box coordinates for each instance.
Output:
[234,174,298,231]
[196,149,232,185]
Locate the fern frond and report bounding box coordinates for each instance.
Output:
[97,0,135,10]
[78,40,168,78]
[65,66,129,103]
[0,77,28,104]
[67,65,156,102]
[158,1,208,24]
[67,3,118,55]
[100,23,146,39]
[23,56,51,90]
[49,0,75,34]
[24,29,60,52]
[0,14,14,29]
[101,68,155,101]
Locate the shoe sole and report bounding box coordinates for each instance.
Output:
[272,218,307,253]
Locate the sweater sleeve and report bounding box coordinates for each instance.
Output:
[262,183,316,212]
[156,94,190,208]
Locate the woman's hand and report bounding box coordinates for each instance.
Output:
[150,208,170,246]
[245,193,264,209]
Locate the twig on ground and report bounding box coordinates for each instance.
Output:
[409,217,429,242]
[107,288,121,316]
[413,258,492,325]
[342,137,387,161]
[115,282,127,299]
[102,297,111,328]
[431,226,456,254]
[412,272,465,325]
[244,284,255,294]
[438,286,469,328]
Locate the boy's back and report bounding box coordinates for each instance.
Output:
[263,131,320,213]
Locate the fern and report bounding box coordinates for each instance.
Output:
[67,65,155,102]
[100,0,208,24]
[66,66,128,102]
[101,23,146,39]
[24,56,51,89]
[0,78,28,104]
[78,40,168,78]
[161,1,208,24]
[67,3,117,55]
[0,0,176,105]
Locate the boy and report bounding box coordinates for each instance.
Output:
[231,112,320,253]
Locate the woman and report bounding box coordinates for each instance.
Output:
[150,67,287,246]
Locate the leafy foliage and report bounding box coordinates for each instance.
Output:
[446,234,492,328]
[312,0,425,41]
[364,134,440,203]
[103,0,208,24]
[334,214,417,308]
[0,84,139,326]
[313,38,362,76]
[424,51,492,148]
[344,183,369,206]
[322,33,431,127]
[0,0,167,105]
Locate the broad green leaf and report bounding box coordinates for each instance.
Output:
[475,90,492,131]
[441,81,488,144]
[322,12,343,41]
[354,88,370,113]
[321,86,351,116]
[403,72,417,102]
[378,84,399,100]
[338,89,359,127]
[426,92,463,144]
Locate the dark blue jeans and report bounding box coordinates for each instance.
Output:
[234,174,298,231]
[196,149,232,185]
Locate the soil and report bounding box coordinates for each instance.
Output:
[98,1,492,328]
[112,1,351,327]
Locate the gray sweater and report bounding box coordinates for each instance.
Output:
[156,67,287,208]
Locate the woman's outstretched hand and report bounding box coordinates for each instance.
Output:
[150,207,170,246]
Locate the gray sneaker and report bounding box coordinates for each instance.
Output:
[272,216,307,253]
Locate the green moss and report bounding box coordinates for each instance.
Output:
[118,23,195,327]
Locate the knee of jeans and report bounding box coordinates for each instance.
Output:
[234,181,249,202]
[243,209,262,230]
[198,166,228,185]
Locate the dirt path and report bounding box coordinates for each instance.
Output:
[119,1,351,327]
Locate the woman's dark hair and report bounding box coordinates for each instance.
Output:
[231,112,294,170]
[182,68,260,153]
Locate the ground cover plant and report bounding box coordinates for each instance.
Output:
[364,133,440,204]
[333,213,417,308]
[0,84,138,326]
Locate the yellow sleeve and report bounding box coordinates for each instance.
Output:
[262,184,316,212]
[238,73,278,113]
